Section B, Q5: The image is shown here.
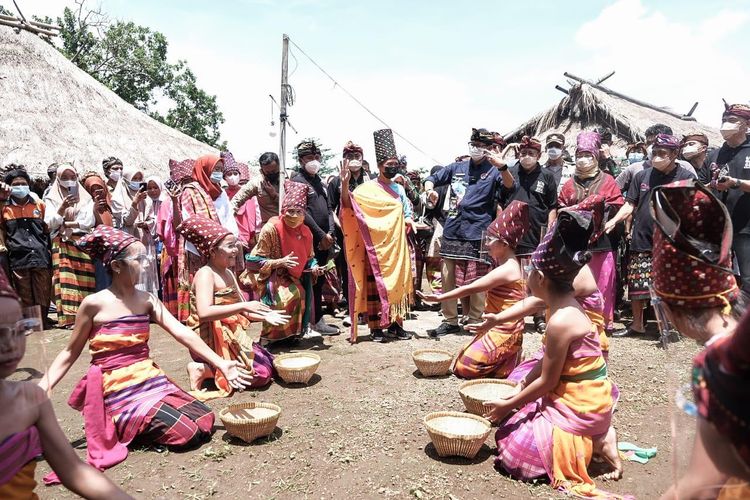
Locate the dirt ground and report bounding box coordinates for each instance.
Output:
[15,309,701,500]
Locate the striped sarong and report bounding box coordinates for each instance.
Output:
[51,237,95,327]
[0,426,42,498]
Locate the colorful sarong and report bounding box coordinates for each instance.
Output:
[341,180,413,341]
[453,279,525,379]
[0,426,42,499]
[588,251,616,330]
[627,251,652,301]
[51,238,95,327]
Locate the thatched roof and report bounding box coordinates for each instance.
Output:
[0,25,216,178]
[504,78,722,149]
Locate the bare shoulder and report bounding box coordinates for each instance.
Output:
[546,305,590,339]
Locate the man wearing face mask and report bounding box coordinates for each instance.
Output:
[604,134,695,337]
[102,157,124,193]
[424,128,514,337]
[292,140,339,335]
[709,103,750,292]
[543,133,574,195]
[680,133,710,181]
[0,168,54,329]
[499,135,558,333]
[231,152,281,225]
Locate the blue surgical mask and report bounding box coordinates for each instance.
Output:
[628,153,644,164]
[210,172,224,183]
[10,185,30,199]
[128,181,141,191]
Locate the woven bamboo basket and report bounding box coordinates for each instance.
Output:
[273,352,321,384]
[219,402,281,443]
[412,349,453,377]
[423,411,491,459]
[459,379,519,415]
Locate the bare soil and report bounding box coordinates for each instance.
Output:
[16,311,700,500]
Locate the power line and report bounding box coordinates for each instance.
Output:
[287,38,441,165]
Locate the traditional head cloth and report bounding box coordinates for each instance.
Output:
[102,157,122,172]
[192,155,223,201]
[518,135,542,153]
[296,140,320,158]
[575,131,601,157]
[681,132,709,146]
[81,172,114,226]
[237,161,251,183]
[0,267,19,302]
[220,151,241,174]
[653,133,681,150]
[343,141,363,155]
[722,102,750,121]
[692,309,750,471]
[531,208,593,283]
[487,201,529,249]
[650,179,739,312]
[373,129,398,164]
[567,194,606,245]
[281,180,308,213]
[177,215,232,257]
[169,158,194,184]
[76,225,138,267]
[470,128,495,145]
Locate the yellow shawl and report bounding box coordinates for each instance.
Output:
[341,180,413,341]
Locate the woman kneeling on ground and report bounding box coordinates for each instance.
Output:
[485,207,624,498]
[0,268,131,498]
[419,201,529,378]
[181,215,289,399]
[40,226,249,481]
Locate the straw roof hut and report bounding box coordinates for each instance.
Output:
[0,24,217,178]
[504,74,722,151]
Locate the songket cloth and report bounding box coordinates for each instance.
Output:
[0,426,42,499]
[51,238,95,327]
[627,252,652,301]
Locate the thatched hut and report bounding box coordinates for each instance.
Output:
[0,24,216,179]
[504,74,722,151]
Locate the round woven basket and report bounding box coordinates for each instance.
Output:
[423,411,491,459]
[219,402,281,443]
[273,352,321,384]
[412,349,453,377]
[459,379,519,416]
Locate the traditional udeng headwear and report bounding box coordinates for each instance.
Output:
[653,133,681,150]
[373,129,398,164]
[722,102,750,121]
[487,201,529,249]
[343,141,363,155]
[692,309,750,471]
[575,131,601,157]
[531,207,593,283]
[76,225,138,268]
[220,151,241,174]
[0,267,19,301]
[177,215,232,258]
[518,135,542,153]
[281,180,308,213]
[296,140,320,158]
[169,158,194,184]
[650,179,739,312]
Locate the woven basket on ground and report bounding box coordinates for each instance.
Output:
[219,402,281,443]
[458,379,519,415]
[412,349,453,377]
[273,352,321,384]
[423,411,491,459]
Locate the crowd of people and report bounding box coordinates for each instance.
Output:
[1,101,749,498]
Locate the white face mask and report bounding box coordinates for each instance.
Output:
[109,171,122,182]
[519,156,537,169]
[60,180,77,189]
[348,160,362,172]
[546,147,562,160]
[304,160,321,175]
[720,121,744,140]
[469,145,486,162]
[651,156,672,170]
[225,173,240,186]
[681,143,703,159]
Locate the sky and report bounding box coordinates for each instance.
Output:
[17,0,750,170]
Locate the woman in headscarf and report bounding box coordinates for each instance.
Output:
[174,155,240,321]
[486,207,624,498]
[41,225,249,483]
[43,164,96,327]
[244,180,324,343]
[558,131,624,337]
[110,165,160,296]
[81,172,114,227]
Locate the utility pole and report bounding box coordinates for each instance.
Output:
[278,34,289,212]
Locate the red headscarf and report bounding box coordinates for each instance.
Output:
[82,173,114,227]
[193,155,223,200]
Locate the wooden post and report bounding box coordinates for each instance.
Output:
[278,34,289,213]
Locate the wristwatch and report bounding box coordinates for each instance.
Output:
[498,164,508,172]
[732,178,742,189]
